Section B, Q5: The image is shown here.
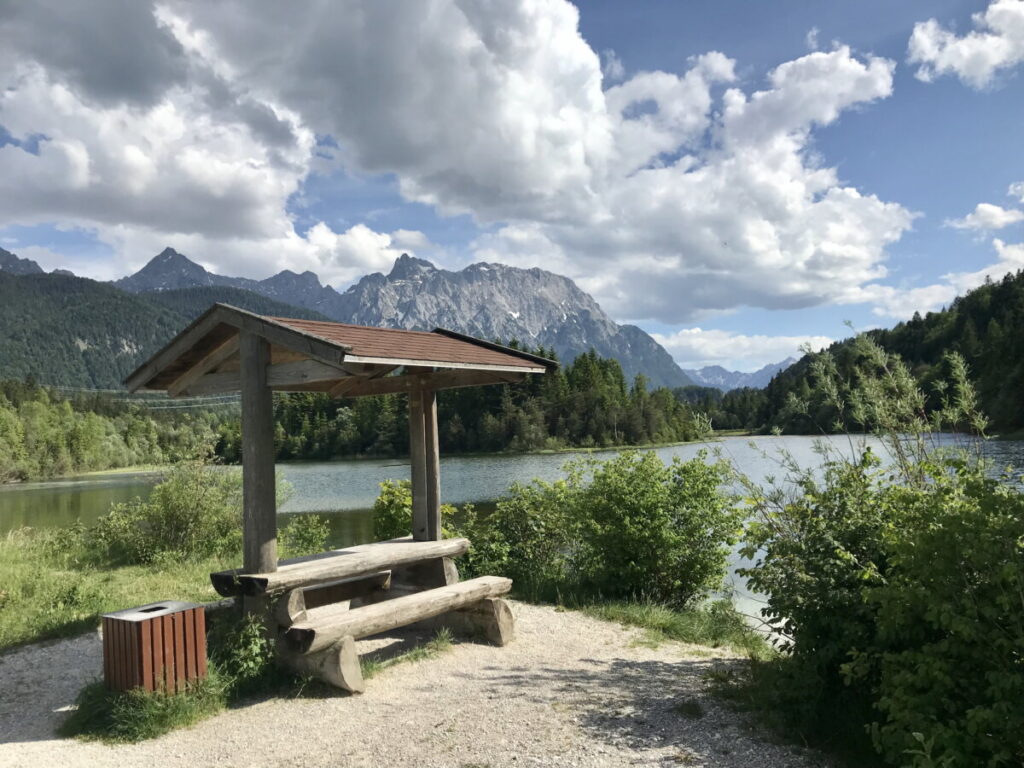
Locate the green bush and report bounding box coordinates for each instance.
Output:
[279,514,330,559]
[578,451,737,604]
[853,460,1024,766]
[448,450,738,606]
[371,479,459,541]
[89,459,244,564]
[737,339,1024,767]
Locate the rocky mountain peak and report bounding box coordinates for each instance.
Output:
[111,246,694,388]
[387,253,436,281]
[684,356,798,391]
[0,247,45,276]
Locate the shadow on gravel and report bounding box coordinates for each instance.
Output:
[474,656,830,768]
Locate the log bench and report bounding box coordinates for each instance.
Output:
[210,537,514,693]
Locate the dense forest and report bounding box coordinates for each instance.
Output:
[738,269,1024,434]
[0,348,709,481]
[0,379,223,482]
[673,385,768,431]
[217,349,709,460]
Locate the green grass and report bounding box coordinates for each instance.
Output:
[359,627,454,679]
[0,528,230,652]
[581,599,770,659]
[58,673,229,743]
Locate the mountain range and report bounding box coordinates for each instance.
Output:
[683,358,797,391]
[0,246,694,389]
[114,248,692,388]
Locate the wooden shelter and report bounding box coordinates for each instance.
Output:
[126,303,555,690]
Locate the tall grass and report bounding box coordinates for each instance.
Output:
[0,527,228,651]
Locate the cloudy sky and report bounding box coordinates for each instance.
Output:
[1,0,1023,371]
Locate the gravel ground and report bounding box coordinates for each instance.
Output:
[0,602,830,767]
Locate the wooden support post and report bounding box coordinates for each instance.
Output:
[240,331,277,578]
[422,389,441,541]
[409,389,429,541]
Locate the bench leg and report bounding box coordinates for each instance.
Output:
[426,597,515,646]
[279,634,365,693]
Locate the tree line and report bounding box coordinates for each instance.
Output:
[1,347,711,481]
[217,348,710,461]
[696,268,1024,435]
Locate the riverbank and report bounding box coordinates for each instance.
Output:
[0,602,826,768]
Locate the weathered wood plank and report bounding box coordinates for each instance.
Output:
[390,557,458,591]
[124,307,228,392]
[409,388,428,541]
[240,331,277,576]
[332,369,527,399]
[285,576,512,654]
[186,359,350,396]
[224,306,350,367]
[327,364,399,398]
[210,537,471,597]
[274,571,392,626]
[166,335,240,397]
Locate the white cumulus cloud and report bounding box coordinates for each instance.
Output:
[908,0,1024,88]
[864,237,1024,320]
[652,328,833,371]
[947,202,1024,230]
[0,0,917,326]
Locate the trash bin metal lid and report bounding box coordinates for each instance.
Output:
[102,600,202,622]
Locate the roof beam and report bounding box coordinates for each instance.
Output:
[166,335,240,397]
[186,359,351,396]
[333,369,526,399]
[124,306,230,392]
[328,364,399,398]
[220,306,349,369]
[340,354,544,374]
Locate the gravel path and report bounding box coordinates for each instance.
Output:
[0,602,829,767]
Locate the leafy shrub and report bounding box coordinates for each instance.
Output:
[279,514,330,558]
[578,451,737,604]
[737,338,1024,766]
[371,479,458,541]
[449,450,737,606]
[89,459,244,564]
[853,461,1024,766]
[372,479,414,540]
[457,476,579,597]
[206,612,282,697]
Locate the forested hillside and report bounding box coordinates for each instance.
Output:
[760,269,1024,433]
[0,273,330,388]
[141,286,331,324]
[0,379,223,482]
[0,273,184,388]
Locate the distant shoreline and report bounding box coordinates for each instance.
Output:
[3,433,754,487]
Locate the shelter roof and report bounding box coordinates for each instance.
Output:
[125,303,555,398]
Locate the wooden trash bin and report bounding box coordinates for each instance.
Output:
[102,600,207,693]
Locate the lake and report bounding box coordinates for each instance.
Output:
[2,434,1021,620]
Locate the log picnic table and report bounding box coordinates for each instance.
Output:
[126,304,555,691]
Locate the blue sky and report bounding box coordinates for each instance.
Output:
[1,0,1023,370]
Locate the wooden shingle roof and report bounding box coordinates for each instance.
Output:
[268,317,545,370]
[125,303,554,397]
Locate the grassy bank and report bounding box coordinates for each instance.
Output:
[0,528,227,651]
